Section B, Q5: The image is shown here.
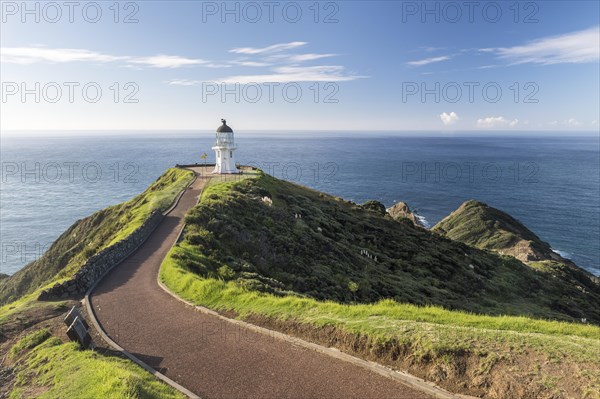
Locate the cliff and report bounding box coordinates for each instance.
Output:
[0,168,194,305]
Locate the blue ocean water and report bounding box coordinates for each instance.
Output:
[1,132,598,276]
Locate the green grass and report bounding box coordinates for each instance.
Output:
[160,174,600,393]
[0,168,225,398]
[0,168,195,306]
[200,170,260,201]
[8,330,186,399]
[171,173,600,323]
[8,329,51,359]
[432,200,540,246]
[161,245,600,397]
[431,199,559,263]
[161,258,600,356]
[0,292,67,326]
[106,168,196,246]
[162,254,600,338]
[0,169,193,397]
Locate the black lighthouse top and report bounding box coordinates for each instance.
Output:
[216,119,233,133]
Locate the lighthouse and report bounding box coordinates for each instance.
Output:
[212,119,239,174]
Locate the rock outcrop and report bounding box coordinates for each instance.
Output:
[360,200,387,215]
[387,202,424,227]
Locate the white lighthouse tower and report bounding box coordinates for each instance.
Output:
[212,119,239,174]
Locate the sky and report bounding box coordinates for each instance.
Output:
[0,0,599,132]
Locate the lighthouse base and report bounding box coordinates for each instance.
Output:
[211,167,239,174]
[212,161,239,174]
[212,145,239,174]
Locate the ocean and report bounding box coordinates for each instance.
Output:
[1,132,599,276]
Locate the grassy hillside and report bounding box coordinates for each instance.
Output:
[5,329,185,399]
[160,275,600,398]
[1,168,195,398]
[432,200,563,262]
[1,297,187,398]
[161,174,600,398]
[0,168,195,306]
[431,200,600,308]
[172,172,600,323]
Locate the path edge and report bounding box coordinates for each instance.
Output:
[83,169,202,399]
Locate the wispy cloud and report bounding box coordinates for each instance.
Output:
[230,60,272,67]
[286,53,338,63]
[481,26,600,65]
[1,47,124,64]
[1,47,210,68]
[129,55,209,68]
[406,55,451,66]
[419,46,447,53]
[167,65,365,86]
[477,116,519,128]
[205,63,233,68]
[440,112,459,126]
[229,42,307,55]
[203,42,363,84]
[167,79,202,86]
[210,65,366,84]
[5,42,364,86]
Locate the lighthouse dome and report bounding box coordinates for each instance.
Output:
[217,119,233,133]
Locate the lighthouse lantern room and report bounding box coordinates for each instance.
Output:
[212,119,239,174]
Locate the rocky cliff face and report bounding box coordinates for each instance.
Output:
[387,202,424,227]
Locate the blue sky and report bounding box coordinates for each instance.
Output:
[1,1,599,131]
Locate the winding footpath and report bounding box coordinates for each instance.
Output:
[90,168,436,399]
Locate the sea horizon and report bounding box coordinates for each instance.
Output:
[2,129,599,138]
[2,132,598,277]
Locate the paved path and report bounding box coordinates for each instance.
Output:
[90,168,434,399]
